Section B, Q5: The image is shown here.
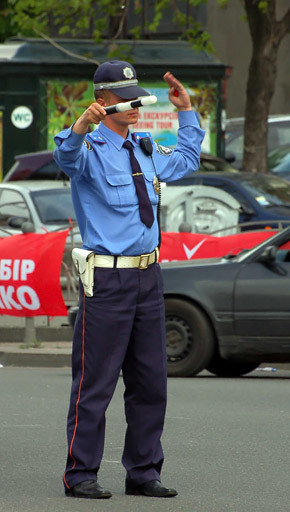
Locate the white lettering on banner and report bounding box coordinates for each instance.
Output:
[0,258,40,311]
[0,259,12,280]
[17,286,40,310]
[13,259,20,280]
[0,259,35,280]
[0,285,40,311]
[21,260,35,280]
[0,286,22,309]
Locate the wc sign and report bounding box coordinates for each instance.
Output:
[11,106,33,129]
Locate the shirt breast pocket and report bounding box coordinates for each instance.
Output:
[105,174,138,206]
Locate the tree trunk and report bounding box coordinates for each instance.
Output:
[242,0,290,173]
[243,36,278,173]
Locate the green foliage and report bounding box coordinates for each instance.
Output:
[107,43,133,62]
[1,0,126,40]
[129,25,142,40]
[0,3,17,42]
[217,0,229,7]
[0,0,222,56]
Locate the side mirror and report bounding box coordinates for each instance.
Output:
[257,245,277,264]
[21,221,35,233]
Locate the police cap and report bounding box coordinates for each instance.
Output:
[93,60,150,100]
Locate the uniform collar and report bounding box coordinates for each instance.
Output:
[97,123,136,150]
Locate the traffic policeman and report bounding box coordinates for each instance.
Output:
[54,60,205,499]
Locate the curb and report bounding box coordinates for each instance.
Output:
[0,326,72,343]
[0,345,289,371]
[0,343,72,368]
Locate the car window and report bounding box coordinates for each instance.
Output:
[29,161,66,180]
[226,119,290,168]
[276,249,290,262]
[215,183,247,206]
[226,134,244,163]
[269,121,290,149]
[0,189,30,228]
[268,145,290,173]
[31,189,76,223]
[201,179,249,207]
[240,176,290,206]
[273,153,290,173]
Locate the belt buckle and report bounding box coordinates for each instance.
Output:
[138,254,150,269]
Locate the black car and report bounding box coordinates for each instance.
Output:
[162,227,290,377]
[69,227,290,377]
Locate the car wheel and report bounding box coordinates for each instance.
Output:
[206,354,259,377]
[165,298,215,377]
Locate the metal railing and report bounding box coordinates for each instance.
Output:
[209,219,290,236]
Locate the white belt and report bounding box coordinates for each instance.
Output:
[94,248,159,270]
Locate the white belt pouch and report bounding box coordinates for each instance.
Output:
[72,248,95,297]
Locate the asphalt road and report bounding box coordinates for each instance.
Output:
[1,368,290,512]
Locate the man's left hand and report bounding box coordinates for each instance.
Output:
[163,72,192,111]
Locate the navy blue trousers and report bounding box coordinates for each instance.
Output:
[63,263,167,491]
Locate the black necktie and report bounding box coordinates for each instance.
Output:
[123,140,154,228]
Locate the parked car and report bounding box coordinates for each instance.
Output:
[268,144,290,180]
[225,114,290,170]
[0,180,77,236]
[167,171,290,232]
[2,150,67,182]
[0,181,81,305]
[69,227,290,377]
[2,150,239,182]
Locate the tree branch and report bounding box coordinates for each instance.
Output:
[112,0,129,40]
[32,28,100,65]
[275,7,290,45]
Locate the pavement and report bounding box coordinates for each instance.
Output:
[0,315,73,367]
[1,339,290,371]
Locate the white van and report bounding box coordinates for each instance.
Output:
[225,115,290,170]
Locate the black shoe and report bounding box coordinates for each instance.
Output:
[66,479,112,499]
[125,479,178,498]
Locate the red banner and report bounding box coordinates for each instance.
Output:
[0,230,68,317]
[0,229,286,317]
[159,231,278,262]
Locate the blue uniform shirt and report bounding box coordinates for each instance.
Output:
[54,110,205,255]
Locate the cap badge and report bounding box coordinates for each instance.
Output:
[123,67,134,79]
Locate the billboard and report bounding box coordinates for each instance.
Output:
[46,79,218,154]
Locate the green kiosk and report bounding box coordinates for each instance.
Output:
[0,38,228,178]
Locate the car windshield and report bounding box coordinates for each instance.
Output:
[239,175,290,206]
[268,146,290,172]
[31,189,76,224]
